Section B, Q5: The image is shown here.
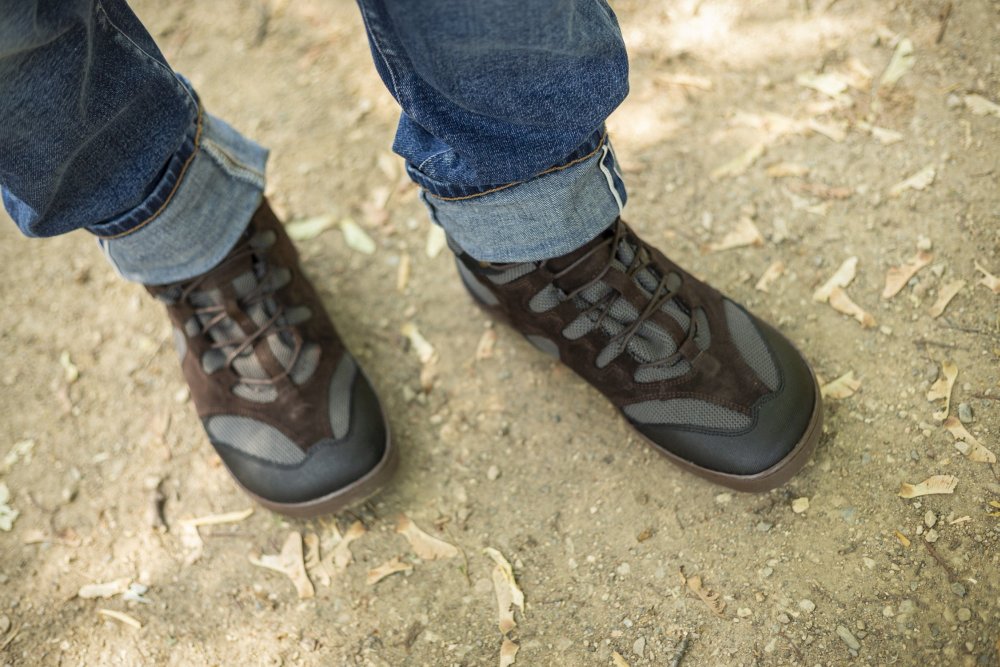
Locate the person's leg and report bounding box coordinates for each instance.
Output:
[357,0,823,490]
[0,1,395,515]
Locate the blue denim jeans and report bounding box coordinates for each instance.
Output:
[0,0,628,283]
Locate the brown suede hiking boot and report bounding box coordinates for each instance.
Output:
[453,219,822,492]
[147,200,396,517]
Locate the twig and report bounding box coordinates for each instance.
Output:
[670,633,691,667]
[0,624,21,651]
[922,540,958,582]
[936,2,953,44]
[781,631,805,661]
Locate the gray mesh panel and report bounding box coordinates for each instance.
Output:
[290,343,321,385]
[456,261,499,306]
[624,399,752,431]
[487,263,536,285]
[262,267,291,291]
[202,348,226,374]
[250,230,276,249]
[525,335,560,359]
[184,317,200,338]
[205,415,305,464]
[634,361,691,382]
[328,355,357,439]
[529,284,562,313]
[284,306,311,325]
[724,300,779,391]
[233,382,279,402]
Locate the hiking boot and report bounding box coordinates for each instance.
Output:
[147,199,396,516]
[453,219,821,492]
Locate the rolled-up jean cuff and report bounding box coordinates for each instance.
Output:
[96,112,269,285]
[418,138,627,263]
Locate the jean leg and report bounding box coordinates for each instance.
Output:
[356,0,630,261]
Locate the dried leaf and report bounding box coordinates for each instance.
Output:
[813,257,858,302]
[880,37,915,86]
[889,165,935,197]
[340,218,376,255]
[821,371,861,399]
[964,94,1000,118]
[59,351,79,384]
[898,475,958,498]
[366,556,412,585]
[894,530,911,548]
[796,72,849,98]
[396,254,411,292]
[702,217,764,253]
[285,215,335,241]
[975,260,1000,294]
[710,143,766,180]
[882,251,933,298]
[396,515,459,560]
[0,483,18,532]
[249,531,315,599]
[944,417,997,463]
[611,651,631,667]
[97,609,142,629]
[78,578,131,599]
[857,121,904,144]
[303,532,331,587]
[828,287,876,328]
[179,508,253,528]
[806,118,847,142]
[484,547,525,633]
[328,520,366,571]
[476,329,498,360]
[766,162,809,178]
[686,574,726,617]
[499,638,520,667]
[426,225,447,259]
[928,280,965,318]
[401,322,436,364]
[754,261,785,293]
[926,360,957,420]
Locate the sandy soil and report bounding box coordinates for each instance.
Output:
[1,1,998,665]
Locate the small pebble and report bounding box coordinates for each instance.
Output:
[946,93,963,108]
[486,465,500,481]
[756,521,773,533]
[759,566,774,578]
[777,613,791,624]
[299,637,317,652]
[737,607,753,618]
[615,563,630,577]
[799,599,816,613]
[957,608,972,622]
[632,636,645,658]
[792,497,810,514]
[958,403,974,423]
[924,528,939,543]
[836,625,861,651]
[924,510,937,528]
[0,615,9,634]
[950,582,967,597]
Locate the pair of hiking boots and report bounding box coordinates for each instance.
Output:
[149,200,822,517]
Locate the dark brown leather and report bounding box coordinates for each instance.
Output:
[147,200,345,452]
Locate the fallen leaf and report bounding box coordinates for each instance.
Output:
[340,218,376,255]
[710,143,766,181]
[806,118,847,142]
[828,287,876,328]
[249,531,315,599]
[476,329,498,360]
[926,360,958,420]
[975,260,1000,294]
[426,225,447,258]
[882,251,933,298]
[796,71,849,98]
[396,254,411,292]
[928,280,965,317]
[327,520,366,571]
[499,638,520,667]
[889,165,935,197]
[396,515,459,560]
[303,532,331,587]
[894,530,911,548]
[702,217,764,253]
[401,322,436,364]
[766,162,809,178]
[898,475,958,498]
[821,371,861,399]
[179,508,253,528]
[857,121,904,144]
[484,547,525,633]
[366,556,412,585]
[285,215,335,241]
[59,351,79,384]
[612,651,631,667]
[686,573,726,617]
[78,578,131,599]
[880,37,915,86]
[944,417,997,463]
[754,261,785,293]
[964,94,1000,118]
[0,483,18,532]
[96,609,142,629]
[813,257,858,302]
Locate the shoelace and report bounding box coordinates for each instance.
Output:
[174,236,304,386]
[548,221,699,370]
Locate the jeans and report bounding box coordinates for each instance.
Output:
[0,0,629,284]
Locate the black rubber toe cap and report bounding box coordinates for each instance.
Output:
[630,316,818,476]
[211,370,388,504]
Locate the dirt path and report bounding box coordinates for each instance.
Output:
[1,1,998,665]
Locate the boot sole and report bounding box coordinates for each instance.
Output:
[459,267,822,493]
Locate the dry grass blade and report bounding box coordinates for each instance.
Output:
[766,162,809,178]
[928,280,965,318]
[702,217,765,253]
[686,574,726,617]
[710,143,766,181]
[366,556,412,585]
[396,254,411,292]
[96,609,142,629]
[484,547,525,633]
[401,322,436,364]
[476,329,498,360]
[889,165,935,197]
[754,261,785,293]
[179,508,253,528]
[898,475,958,498]
[284,215,335,241]
[882,251,933,298]
[327,520,366,571]
[828,287,876,328]
[813,257,858,302]
[249,531,315,599]
[303,532,331,587]
[78,578,130,599]
[499,638,520,667]
[964,94,1000,118]
[894,530,911,548]
[880,37,914,86]
[612,651,631,667]
[926,361,958,421]
[944,417,997,463]
[821,371,861,399]
[340,218,376,255]
[658,72,713,90]
[396,515,459,560]
[974,261,1000,294]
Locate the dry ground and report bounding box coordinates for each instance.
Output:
[1,1,999,665]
